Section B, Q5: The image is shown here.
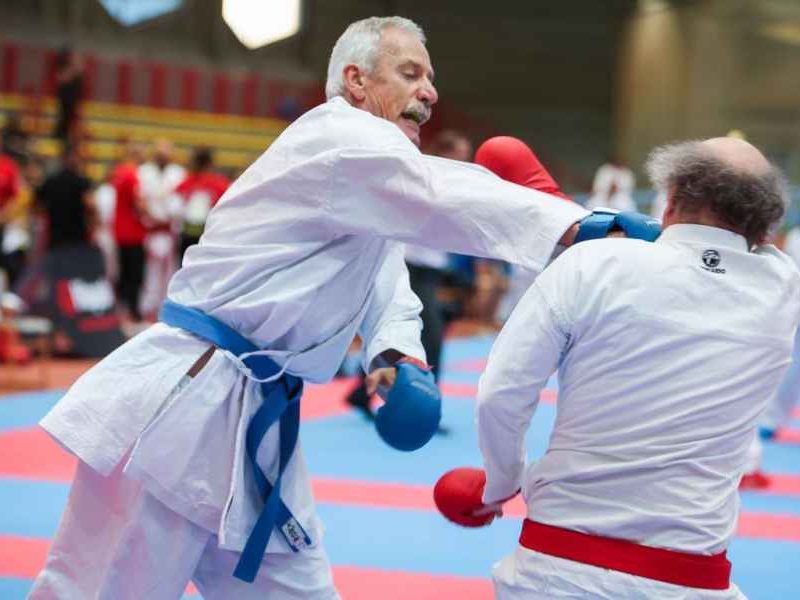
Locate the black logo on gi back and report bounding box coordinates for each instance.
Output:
[702,249,720,267]
[701,249,725,273]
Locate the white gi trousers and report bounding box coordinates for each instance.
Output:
[492,546,746,600]
[29,460,340,600]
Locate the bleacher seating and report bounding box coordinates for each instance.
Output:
[0,93,290,181]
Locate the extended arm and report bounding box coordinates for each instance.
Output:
[329,149,587,275]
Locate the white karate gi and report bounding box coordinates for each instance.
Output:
[138,161,186,317]
[587,162,637,212]
[477,224,800,599]
[33,97,587,598]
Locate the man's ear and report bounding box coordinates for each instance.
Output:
[343,64,367,103]
[661,188,678,226]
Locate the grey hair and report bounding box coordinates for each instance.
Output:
[325,16,426,100]
[645,140,788,244]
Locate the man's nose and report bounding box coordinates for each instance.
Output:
[419,80,438,106]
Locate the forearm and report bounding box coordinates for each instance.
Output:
[477,398,532,502]
[476,283,566,502]
[359,244,426,374]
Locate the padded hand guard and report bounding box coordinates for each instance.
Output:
[375,360,441,452]
[575,209,662,244]
[434,467,495,527]
[474,136,571,200]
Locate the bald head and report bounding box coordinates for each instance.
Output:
[646,138,787,245]
[700,137,771,177]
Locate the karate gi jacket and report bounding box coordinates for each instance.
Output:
[478,224,800,554]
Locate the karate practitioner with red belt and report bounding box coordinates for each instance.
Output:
[436,137,798,599]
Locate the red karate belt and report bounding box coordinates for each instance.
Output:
[519,519,731,590]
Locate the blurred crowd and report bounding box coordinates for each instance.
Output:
[0,110,232,362]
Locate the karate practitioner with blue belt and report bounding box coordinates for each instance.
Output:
[31,16,657,600]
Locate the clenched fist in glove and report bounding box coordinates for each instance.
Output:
[434,467,518,527]
[369,358,441,452]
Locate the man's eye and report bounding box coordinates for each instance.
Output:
[403,72,417,80]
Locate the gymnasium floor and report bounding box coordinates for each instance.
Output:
[1,335,798,599]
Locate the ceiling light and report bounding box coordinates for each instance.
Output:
[222,0,302,49]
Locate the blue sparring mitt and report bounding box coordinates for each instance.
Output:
[375,358,442,452]
[575,209,662,244]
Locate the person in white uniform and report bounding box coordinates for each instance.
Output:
[138,138,186,319]
[586,158,637,212]
[29,16,596,600]
[471,137,798,598]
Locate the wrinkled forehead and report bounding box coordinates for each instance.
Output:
[376,27,434,76]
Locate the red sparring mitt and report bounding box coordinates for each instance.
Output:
[434,467,497,527]
[474,136,571,201]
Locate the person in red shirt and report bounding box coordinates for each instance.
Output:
[0,152,22,282]
[111,144,147,322]
[175,147,230,262]
[0,152,20,211]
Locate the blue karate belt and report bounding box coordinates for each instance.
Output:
[159,299,311,583]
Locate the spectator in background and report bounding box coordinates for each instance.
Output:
[0,149,23,285]
[54,46,84,144]
[460,252,510,331]
[175,147,230,262]
[92,167,119,286]
[0,150,21,214]
[0,156,40,287]
[587,154,636,212]
[37,143,94,250]
[138,138,186,320]
[111,143,146,322]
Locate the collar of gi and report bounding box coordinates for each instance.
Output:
[657,224,748,251]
